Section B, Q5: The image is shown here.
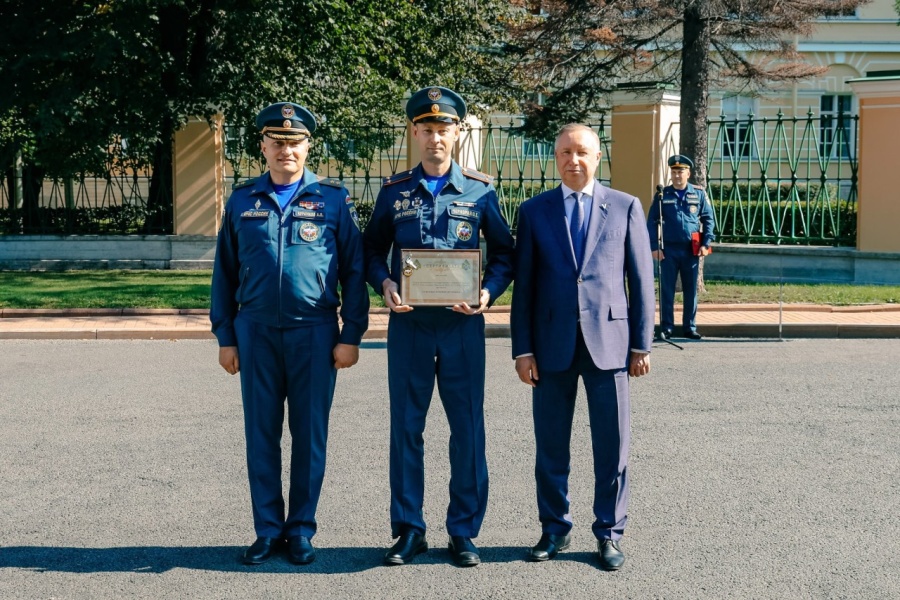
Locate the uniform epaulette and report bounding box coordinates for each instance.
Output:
[317,177,344,188]
[383,169,414,186]
[232,177,256,190]
[461,167,493,184]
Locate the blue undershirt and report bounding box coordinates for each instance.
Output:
[272,180,302,211]
[423,173,450,197]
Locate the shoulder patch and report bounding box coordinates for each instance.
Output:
[232,177,256,190]
[382,169,414,187]
[317,177,344,188]
[461,167,493,184]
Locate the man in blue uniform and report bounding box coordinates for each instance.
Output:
[646,154,715,340]
[363,86,515,567]
[210,102,369,566]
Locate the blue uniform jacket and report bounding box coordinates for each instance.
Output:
[363,162,515,304]
[210,169,369,347]
[646,183,715,251]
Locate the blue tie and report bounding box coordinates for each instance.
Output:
[570,192,585,269]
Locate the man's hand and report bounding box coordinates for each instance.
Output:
[219,346,240,375]
[383,278,413,313]
[453,289,490,316]
[699,246,711,257]
[333,343,359,369]
[652,250,665,261]
[515,355,539,387]
[629,351,650,378]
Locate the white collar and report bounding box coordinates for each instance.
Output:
[561,181,595,200]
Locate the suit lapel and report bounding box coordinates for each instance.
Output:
[583,181,608,265]
[544,187,576,269]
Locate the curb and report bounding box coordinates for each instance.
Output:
[4,323,900,341]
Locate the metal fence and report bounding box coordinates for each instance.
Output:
[0,141,169,235]
[1,111,857,245]
[223,116,612,232]
[704,110,858,246]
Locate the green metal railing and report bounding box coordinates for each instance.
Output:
[0,142,166,235]
[224,117,612,233]
[706,110,858,246]
[1,111,856,245]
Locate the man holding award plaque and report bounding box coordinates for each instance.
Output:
[363,86,515,567]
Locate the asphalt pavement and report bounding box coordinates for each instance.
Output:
[1,338,898,599]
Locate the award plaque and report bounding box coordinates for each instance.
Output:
[399,249,482,307]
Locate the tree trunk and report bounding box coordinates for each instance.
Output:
[145,130,174,234]
[680,4,711,293]
[679,3,710,187]
[20,163,44,234]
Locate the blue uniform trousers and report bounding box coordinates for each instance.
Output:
[533,328,631,540]
[386,309,488,538]
[660,242,700,333]
[234,312,338,539]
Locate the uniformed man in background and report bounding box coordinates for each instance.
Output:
[210,102,369,566]
[646,154,715,340]
[363,86,515,567]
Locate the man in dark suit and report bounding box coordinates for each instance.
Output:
[510,123,655,571]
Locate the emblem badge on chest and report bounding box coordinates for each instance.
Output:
[299,221,320,242]
[456,220,473,241]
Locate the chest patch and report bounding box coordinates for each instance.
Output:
[298,221,320,242]
[456,220,474,241]
[241,209,270,218]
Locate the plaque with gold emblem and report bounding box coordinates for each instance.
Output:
[399,249,482,307]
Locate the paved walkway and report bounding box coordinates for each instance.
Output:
[2,304,899,339]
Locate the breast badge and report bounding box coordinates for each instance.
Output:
[456,221,474,241]
[299,222,320,242]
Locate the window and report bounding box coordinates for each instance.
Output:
[720,96,757,159]
[822,1,856,18]
[819,95,854,159]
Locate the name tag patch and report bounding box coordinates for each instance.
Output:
[292,208,325,220]
[394,209,419,221]
[448,207,480,219]
[241,210,270,218]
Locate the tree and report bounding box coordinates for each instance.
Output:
[0,0,510,233]
[497,0,870,186]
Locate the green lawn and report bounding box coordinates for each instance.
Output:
[0,270,897,309]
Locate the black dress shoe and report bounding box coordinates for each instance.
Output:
[658,329,673,340]
[287,535,316,565]
[597,539,625,571]
[685,330,703,340]
[384,532,428,565]
[529,532,571,561]
[448,536,481,567]
[242,537,278,565]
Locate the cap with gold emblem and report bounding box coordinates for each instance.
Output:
[405,86,467,124]
[668,154,694,170]
[255,102,317,140]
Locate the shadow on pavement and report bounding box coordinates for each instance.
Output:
[0,544,531,574]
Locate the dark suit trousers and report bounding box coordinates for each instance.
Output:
[532,328,630,540]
